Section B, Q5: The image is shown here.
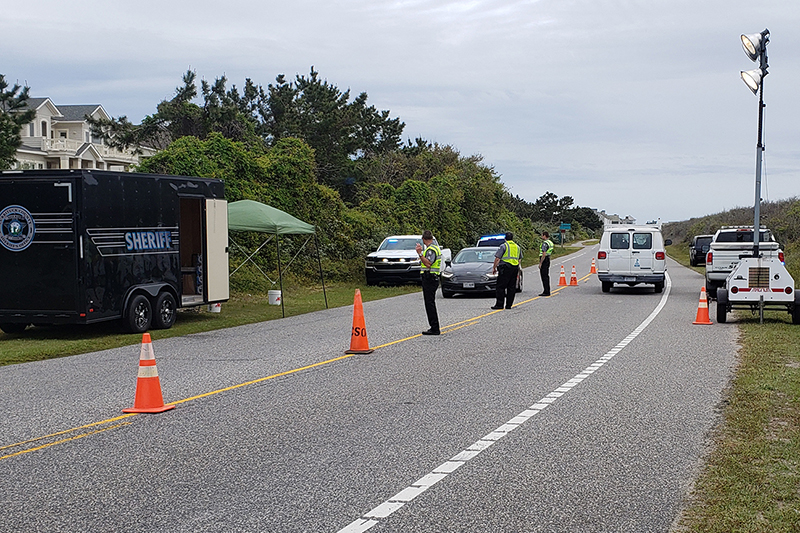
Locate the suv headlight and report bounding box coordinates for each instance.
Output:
[482,273,498,281]
[441,271,454,279]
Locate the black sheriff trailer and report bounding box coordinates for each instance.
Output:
[0,169,229,334]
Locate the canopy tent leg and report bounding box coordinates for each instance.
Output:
[315,233,328,309]
[276,235,285,318]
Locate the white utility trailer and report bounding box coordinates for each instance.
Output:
[716,257,800,324]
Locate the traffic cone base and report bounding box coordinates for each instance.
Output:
[123,333,176,413]
[558,266,567,286]
[693,287,713,325]
[347,289,374,354]
[569,265,578,286]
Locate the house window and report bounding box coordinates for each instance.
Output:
[29,123,34,136]
[41,121,48,138]
[85,132,90,142]
[59,131,67,139]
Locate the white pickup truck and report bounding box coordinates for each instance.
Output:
[705,226,784,300]
[365,235,452,286]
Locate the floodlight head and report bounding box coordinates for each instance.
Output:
[741,29,770,62]
[741,68,763,95]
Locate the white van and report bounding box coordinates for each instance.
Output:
[596,225,672,293]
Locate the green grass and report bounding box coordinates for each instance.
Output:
[0,282,419,366]
[668,246,800,532]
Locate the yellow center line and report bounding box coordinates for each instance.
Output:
[2,270,597,460]
[1,422,132,461]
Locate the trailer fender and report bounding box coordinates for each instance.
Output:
[122,284,175,316]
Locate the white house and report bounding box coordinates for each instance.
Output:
[593,209,636,226]
[13,98,154,171]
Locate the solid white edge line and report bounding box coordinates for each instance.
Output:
[335,273,672,532]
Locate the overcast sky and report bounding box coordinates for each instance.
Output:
[7,0,799,223]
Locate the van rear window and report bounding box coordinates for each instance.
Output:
[610,233,630,249]
[632,233,652,250]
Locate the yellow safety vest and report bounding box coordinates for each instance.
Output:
[501,241,520,266]
[421,243,442,275]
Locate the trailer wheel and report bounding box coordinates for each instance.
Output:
[125,294,152,333]
[153,292,177,329]
[0,323,27,334]
[716,289,728,324]
[792,293,800,325]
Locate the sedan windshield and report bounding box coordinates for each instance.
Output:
[454,249,496,263]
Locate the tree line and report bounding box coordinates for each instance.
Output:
[1,69,603,286]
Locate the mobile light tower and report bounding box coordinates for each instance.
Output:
[740,29,769,257]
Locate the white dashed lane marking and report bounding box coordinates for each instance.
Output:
[337,273,672,533]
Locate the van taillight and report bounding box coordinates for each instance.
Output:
[655,252,665,260]
[707,251,713,263]
[785,287,793,294]
[598,251,607,259]
[731,286,738,294]
[779,251,785,262]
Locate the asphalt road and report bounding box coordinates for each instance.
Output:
[0,249,739,532]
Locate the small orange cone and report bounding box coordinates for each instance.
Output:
[558,265,567,286]
[569,265,579,286]
[123,333,175,413]
[590,258,597,274]
[693,287,713,325]
[346,289,374,354]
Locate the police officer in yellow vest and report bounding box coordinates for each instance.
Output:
[539,231,554,296]
[491,232,521,310]
[415,230,441,335]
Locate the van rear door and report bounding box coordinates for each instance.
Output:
[608,232,631,273]
[0,177,79,316]
[630,232,654,273]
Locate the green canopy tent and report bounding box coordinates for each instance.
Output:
[227,199,327,317]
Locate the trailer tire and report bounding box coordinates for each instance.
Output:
[793,293,800,325]
[125,294,152,333]
[153,292,177,329]
[0,323,27,334]
[716,289,728,324]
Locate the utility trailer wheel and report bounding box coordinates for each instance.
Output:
[601,281,612,293]
[716,289,728,324]
[0,323,27,334]
[793,293,800,325]
[125,294,152,333]
[153,292,177,329]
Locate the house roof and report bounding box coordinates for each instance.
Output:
[54,104,105,122]
[20,97,59,115]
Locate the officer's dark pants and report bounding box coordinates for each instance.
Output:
[421,273,440,332]
[540,256,551,295]
[495,263,518,309]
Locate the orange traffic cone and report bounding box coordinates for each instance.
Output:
[558,265,567,286]
[693,287,713,325]
[123,333,175,413]
[590,258,597,274]
[346,289,374,354]
[569,265,579,286]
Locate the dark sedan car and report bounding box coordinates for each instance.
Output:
[440,246,522,298]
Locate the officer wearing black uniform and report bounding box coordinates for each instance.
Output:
[415,230,441,335]
[491,232,521,309]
